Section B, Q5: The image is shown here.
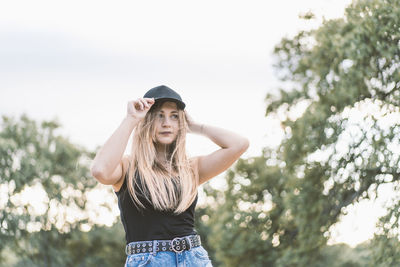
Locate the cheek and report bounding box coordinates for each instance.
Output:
[154,121,161,129]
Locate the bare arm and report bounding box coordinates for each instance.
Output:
[90,97,154,185]
[90,116,139,185]
[185,111,249,184]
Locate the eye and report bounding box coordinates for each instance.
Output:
[171,114,179,120]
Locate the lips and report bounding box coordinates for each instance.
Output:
[160,132,172,134]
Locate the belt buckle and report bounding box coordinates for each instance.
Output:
[125,243,132,255]
[171,237,187,253]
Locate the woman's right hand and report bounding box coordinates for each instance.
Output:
[127,98,155,120]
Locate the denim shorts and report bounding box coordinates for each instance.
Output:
[124,245,213,267]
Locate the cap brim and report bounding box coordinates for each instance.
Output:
[154,97,185,110]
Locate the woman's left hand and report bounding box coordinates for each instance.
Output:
[185,110,202,133]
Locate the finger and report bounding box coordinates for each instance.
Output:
[184,110,191,119]
[145,98,154,107]
[144,97,155,104]
[139,98,150,109]
[135,99,144,111]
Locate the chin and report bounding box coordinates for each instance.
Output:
[156,139,175,145]
[159,142,173,146]
[158,138,178,146]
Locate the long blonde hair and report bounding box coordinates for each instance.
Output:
[126,101,199,214]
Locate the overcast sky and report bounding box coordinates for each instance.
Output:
[0,0,353,156]
[2,0,386,247]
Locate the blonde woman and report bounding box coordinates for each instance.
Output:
[91,85,249,267]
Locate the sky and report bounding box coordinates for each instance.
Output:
[1,0,388,247]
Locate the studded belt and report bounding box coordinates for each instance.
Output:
[125,234,201,255]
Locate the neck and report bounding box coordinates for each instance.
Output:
[155,146,170,162]
[156,153,177,176]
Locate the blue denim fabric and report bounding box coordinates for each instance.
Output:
[124,245,213,267]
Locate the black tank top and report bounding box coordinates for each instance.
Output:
[115,170,198,244]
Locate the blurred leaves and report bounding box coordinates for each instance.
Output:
[0,113,109,265]
[199,0,400,266]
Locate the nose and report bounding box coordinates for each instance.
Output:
[161,116,172,127]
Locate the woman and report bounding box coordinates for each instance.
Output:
[91,85,249,267]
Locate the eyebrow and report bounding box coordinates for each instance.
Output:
[159,110,178,113]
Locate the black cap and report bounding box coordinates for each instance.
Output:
[144,85,185,110]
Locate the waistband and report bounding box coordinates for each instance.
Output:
[125,234,201,255]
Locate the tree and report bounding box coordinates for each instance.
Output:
[206,150,302,266]
[0,114,103,265]
[194,184,227,267]
[204,0,400,265]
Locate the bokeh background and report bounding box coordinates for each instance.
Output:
[1,0,400,266]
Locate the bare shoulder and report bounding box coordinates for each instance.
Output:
[112,154,131,192]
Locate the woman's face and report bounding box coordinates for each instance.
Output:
[153,101,180,147]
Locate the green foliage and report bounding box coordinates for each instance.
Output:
[318,243,371,267]
[206,153,287,266]
[63,222,126,267]
[201,0,400,266]
[195,192,223,267]
[0,113,110,265]
[269,0,400,264]
[368,199,400,265]
[0,114,97,234]
[4,223,126,267]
